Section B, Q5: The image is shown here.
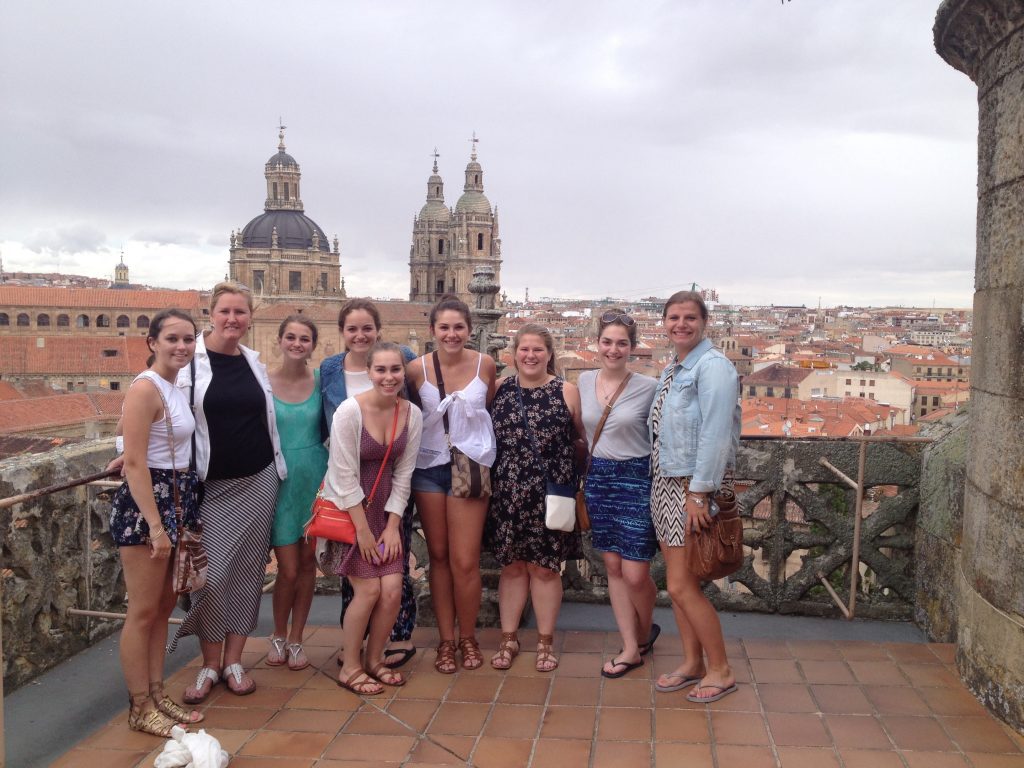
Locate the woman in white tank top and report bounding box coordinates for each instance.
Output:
[109,309,204,737]
[406,296,497,674]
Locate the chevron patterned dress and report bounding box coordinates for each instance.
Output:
[649,369,691,547]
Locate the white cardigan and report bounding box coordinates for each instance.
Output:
[323,397,423,517]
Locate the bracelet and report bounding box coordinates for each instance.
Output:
[150,526,166,541]
[687,493,706,508]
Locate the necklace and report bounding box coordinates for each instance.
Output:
[597,371,628,403]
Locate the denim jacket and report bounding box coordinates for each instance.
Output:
[648,338,741,493]
[320,345,417,431]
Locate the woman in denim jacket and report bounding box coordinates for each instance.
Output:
[648,291,742,704]
[320,299,419,669]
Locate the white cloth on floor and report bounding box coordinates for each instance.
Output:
[154,725,229,768]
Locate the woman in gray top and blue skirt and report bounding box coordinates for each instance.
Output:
[579,310,659,679]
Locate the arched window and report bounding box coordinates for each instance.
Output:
[474,174,479,184]
[77,314,90,328]
[477,233,484,250]
[272,181,278,200]
[0,313,8,326]
[57,314,69,327]
[136,315,150,329]
[37,313,50,327]
[17,313,30,327]
[96,314,110,328]
[116,314,130,328]
[438,239,444,255]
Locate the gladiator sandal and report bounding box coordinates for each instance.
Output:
[458,636,484,670]
[434,639,458,675]
[490,632,520,670]
[149,682,204,724]
[536,634,559,673]
[128,691,177,738]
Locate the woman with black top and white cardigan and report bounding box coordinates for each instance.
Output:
[171,281,288,704]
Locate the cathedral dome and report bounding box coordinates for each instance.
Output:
[455,190,492,214]
[266,149,298,168]
[241,210,329,251]
[419,199,451,223]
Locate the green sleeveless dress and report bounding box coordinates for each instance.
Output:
[271,369,329,546]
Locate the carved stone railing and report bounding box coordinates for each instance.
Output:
[565,437,924,621]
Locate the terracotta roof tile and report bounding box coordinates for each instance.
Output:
[0,285,202,310]
[0,392,124,433]
[0,336,151,375]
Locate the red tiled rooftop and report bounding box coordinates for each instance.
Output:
[0,391,124,432]
[0,336,151,375]
[0,285,203,310]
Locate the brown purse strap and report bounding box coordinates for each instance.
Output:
[145,374,184,530]
[583,373,631,479]
[366,400,401,505]
[431,351,453,448]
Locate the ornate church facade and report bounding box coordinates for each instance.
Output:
[408,139,502,306]
[229,129,345,300]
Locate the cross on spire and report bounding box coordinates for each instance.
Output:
[432,147,440,173]
[278,117,287,150]
[469,131,479,161]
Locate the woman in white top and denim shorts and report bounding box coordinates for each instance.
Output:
[407,295,497,675]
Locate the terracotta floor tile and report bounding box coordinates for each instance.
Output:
[597,706,652,741]
[562,630,608,653]
[710,710,771,745]
[393,669,455,700]
[810,683,874,715]
[766,712,832,747]
[548,675,600,705]
[286,687,363,711]
[344,709,417,736]
[758,683,817,713]
[322,733,417,762]
[600,678,653,708]
[838,641,893,662]
[483,704,544,740]
[214,685,297,709]
[712,744,778,767]
[428,701,491,736]
[885,715,956,751]
[305,626,345,645]
[530,738,593,768]
[787,640,842,660]
[250,666,317,688]
[49,748,151,768]
[885,643,943,664]
[848,660,906,686]
[799,660,855,685]
[654,707,711,742]
[939,715,1023,753]
[385,699,441,732]
[265,707,350,733]
[838,748,907,768]
[209,728,255,753]
[471,737,534,768]
[538,705,597,739]
[498,675,551,705]
[229,758,315,768]
[591,739,652,768]
[239,730,333,758]
[918,686,989,717]
[699,682,758,712]
[653,741,714,767]
[750,658,803,683]
[448,674,502,703]
[963,754,1024,767]
[775,746,842,767]
[900,752,970,767]
[744,638,793,658]
[864,685,932,715]
[554,652,603,678]
[202,705,279,730]
[930,643,957,664]
[316,762,400,768]
[79,723,170,751]
[824,714,893,749]
[901,663,962,688]
[409,734,475,763]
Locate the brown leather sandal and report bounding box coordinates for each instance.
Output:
[458,636,483,670]
[368,662,406,687]
[128,693,178,738]
[490,632,520,670]
[435,639,458,674]
[536,634,559,673]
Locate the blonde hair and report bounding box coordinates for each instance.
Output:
[210,280,254,313]
[514,323,558,376]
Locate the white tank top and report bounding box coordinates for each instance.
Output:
[416,352,496,469]
[131,371,195,470]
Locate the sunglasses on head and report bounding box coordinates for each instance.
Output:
[600,311,635,326]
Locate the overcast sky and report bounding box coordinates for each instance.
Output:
[0,0,978,308]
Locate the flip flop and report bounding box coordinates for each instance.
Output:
[686,683,739,703]
[601,656,644,679]
[222,663,256,696]
[336,670,383,696]
[383,646,417,669]
[639,623,662,656]
[655,672,702,693]
[182,666,220,704]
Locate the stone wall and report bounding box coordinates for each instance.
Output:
[1,440,125,690]
[914,407,969,642]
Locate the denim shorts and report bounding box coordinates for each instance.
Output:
[411,463,453,495]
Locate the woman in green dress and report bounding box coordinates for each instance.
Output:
[267,315,329,670]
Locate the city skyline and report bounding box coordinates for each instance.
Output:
[0,1,978,307]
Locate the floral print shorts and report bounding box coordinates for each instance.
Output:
[109,468,201,547]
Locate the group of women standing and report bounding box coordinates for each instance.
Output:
[108,283,741,737]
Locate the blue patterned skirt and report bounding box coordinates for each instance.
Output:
[109,467,200,547]
[584,455,657,562]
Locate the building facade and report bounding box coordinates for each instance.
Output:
[229,129,345,300]
[409,142,502,305]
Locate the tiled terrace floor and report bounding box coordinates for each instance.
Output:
[55,626,1024,768]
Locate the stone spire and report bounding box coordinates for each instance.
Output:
[264,123,303,212]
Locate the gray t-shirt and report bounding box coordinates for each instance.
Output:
[579,369,658,461]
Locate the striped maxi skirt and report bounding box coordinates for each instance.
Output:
[168,462,279,652]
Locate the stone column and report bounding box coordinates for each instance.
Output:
[935,0,1024,731]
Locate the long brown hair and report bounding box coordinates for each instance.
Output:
[514,323,557,376]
